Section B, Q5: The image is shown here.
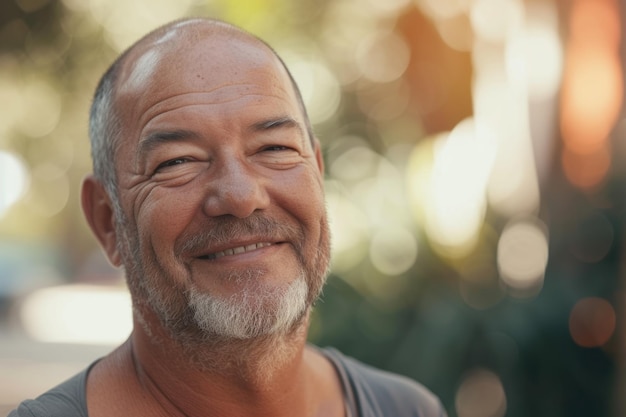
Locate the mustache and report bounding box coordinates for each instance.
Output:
[175,213,305,257]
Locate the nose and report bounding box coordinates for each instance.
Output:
[202,159,270,218]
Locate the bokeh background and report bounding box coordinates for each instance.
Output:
[1,0,625,416]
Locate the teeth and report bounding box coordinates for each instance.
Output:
[205,242,272,259]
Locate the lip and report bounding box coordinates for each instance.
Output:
[195,239,282,261]
[198,242,274,260]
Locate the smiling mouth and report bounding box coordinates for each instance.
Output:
[199,242,274,260]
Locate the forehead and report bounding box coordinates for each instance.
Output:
[120,28,285,90]
[113,27,299,138]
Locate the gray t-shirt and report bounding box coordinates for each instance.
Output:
[9,348,446,417]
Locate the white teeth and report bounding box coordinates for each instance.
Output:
[206,242,272,259]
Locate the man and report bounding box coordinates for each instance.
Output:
[9,18,446,417]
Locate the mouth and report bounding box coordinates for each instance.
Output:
[198,242,275,260]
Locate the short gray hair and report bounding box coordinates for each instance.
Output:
[88,57,126,213]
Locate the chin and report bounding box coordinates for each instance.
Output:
[188,272,309,340]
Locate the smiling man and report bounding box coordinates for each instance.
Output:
[9,18,446,417]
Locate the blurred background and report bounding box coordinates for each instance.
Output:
[0,0,625,415]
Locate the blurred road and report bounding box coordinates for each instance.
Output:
[0,325,114,415]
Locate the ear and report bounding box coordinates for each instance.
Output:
[81,175,122,267]
[313,138,325,176]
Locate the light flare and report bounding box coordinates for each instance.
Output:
[455,368,507,417]
[569,297,616,348]
[20,284,133,345]
[497,218,548,297]
[559,0,622,189]
[408,119,496,256]
[0,151,30,218]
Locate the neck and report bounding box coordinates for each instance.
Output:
[129,309,318,417]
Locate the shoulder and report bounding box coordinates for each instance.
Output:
[321,348,447,417]
[7,366,92,417]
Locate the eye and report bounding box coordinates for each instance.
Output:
[155,157,188,172]
[263,145,292,152]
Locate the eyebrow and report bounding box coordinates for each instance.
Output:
[138,129,200,156]
[138,116,306,156]
[250,116,305,139]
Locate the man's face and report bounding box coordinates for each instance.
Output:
[110,29,330,344]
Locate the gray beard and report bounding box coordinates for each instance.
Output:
[126,249,312,346]
[188,271,309,340]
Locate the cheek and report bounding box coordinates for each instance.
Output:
[272,171,326,232]
[136,187,202,253]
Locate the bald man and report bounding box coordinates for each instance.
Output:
[9,18,446,417]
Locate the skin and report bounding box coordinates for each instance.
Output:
[80,20,343,417]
